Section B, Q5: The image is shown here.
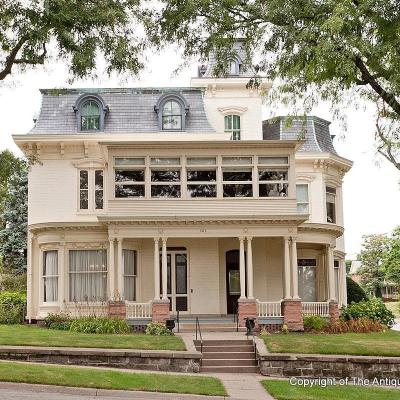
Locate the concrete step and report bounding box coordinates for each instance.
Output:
[177,326,246,332]
[201,366,259,373]
[194,340,251,346]
[198,345,254,352]
[202,351,255,359]
[202,358,257,367]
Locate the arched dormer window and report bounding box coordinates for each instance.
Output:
[154,93,189,131]
[229,57,243,75]
[73,94,109,132]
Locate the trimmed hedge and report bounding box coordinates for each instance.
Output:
[346,276,368,303]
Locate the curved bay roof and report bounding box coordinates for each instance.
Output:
[262,116,338,155]
[30,88,215,134]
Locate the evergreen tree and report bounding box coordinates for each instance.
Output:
[0,168,28,274]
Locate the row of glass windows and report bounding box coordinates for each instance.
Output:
[114,156,289,199]
[43,249,137,303]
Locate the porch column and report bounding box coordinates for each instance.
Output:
[239,237,246,299]
[291,237,299,299]
[246,237,254,299]
[327,244,336,301]
[117,238,123,300]
[109,239,115,299]
[26,232,33,323]
[108,238,126,319]
[161,238,168,300]
[283,237,291,299]
[153,237,160,300]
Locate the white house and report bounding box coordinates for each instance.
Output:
[14,47,352,331]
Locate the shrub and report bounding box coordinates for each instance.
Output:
[346,277,368,303]
[69,317,129,334]
[0,291,26,324]
[303,315,328,331]
[44,312,72,330]
[0,274,27,292]
[325,318,385,334]
[341,298,395,327]
[145,322,173,336]
[280,324,289,334]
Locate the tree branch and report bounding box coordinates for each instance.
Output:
[375,119,400,170]
[0,37,27,81]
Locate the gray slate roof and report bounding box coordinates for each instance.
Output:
[30,88,215,134]
[262,116,338,155]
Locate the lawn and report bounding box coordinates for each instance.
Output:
[262,330,400,357]
[0,325,185,351]
[0,361,226,396]
[262,380,399,400]
[385,302,400,319]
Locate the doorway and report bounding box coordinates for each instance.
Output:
[226,250,246,314]
[160,248,189,314]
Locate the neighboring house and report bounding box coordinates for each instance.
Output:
[349,260,399,300]
[13,44,352,331]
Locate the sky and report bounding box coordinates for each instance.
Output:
[0,47,399,258]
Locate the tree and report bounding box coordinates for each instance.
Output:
[383,226,400,286]
[0,0,146,82]
[0,167,28,274]
[346,276,368,304]
[149,0,400,170]
[358,234,388,297]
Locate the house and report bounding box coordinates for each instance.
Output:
[13,46,352,331]
[349,260,398,301]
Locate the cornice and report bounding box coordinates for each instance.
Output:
[298,222,344,238]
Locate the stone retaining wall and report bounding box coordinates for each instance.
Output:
[0,346,201,373]
[258,352,400,379]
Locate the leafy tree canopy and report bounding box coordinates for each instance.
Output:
[0,0,146,82]
[383,226,400,285]
[148,0,400,170]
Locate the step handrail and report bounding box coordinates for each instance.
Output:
[195,317,203,354]
[246,320,258,363]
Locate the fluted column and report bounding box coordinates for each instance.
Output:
[246,237,254,299]
[239,237,246,299]
[283,237,291,299]
[291,237,299,299]
[161,238,168,300]
[153,238,160,300]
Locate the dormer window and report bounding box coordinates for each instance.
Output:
[81,101,100,131]
[162,100,182,130]
[73,94,108,132]
[154,93,189,131]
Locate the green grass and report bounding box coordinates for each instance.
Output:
[0,325,185,351]
[262,330,400,357]
[385,302,400,319]
[262,380,399,400]
[0,361,226,396]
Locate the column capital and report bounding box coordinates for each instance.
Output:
[290,236,298,242]
[161,237,168,244]
[153,237,160,243]
[246,236,253,241]
[238,236,245,242]
[109,238,115,243]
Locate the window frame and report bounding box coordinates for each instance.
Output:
[78,169,105,212]
[297,258,317,302]
[150,157,182,199]
[186,157,217,198]
[224,114,241,140]
[123,249,137,302]
[257,156,289,198]
[114,157,146,199]
[154,94,189,132]
[326,186,337,224]
[296,183,310,214]
[42,250,59,304]
[73,94,108,132]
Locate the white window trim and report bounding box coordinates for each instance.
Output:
[40,249,59,305]
[77,168,105,213]
[296,183,310,216]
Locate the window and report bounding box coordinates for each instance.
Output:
[225,115,241,140]
[298,259,317,301]
[258,156,289,197]
[81,101,100,131]
[151,157,181,198]
[187,157,217,198]
[43,251,58,302]
[79,169,104,210]
[222,157,253,197]
[326,186,336,223]
[162,101,182,130]
[79,170,89,209]
[296,184,309,214]
[123,250,137,302]
[69,250,107,302]
[334,260,340,301]
[115,157,145,198]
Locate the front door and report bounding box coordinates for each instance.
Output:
[160,249,189,314]
[226,250,243,314]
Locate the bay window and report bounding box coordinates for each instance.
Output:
[43,250,58,302]
[69,250,107,302]
[326,186,336,223]
[151,157,181,198]
[258,157,289,197]
[115,157,145,198]
[298,259,317,301]
[123,250,137,302]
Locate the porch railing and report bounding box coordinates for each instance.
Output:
[64,302,108,318]
[126,302,152,319]
[256,300,283,317]
[302,301,329,317]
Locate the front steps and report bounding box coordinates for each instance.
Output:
[174,317,246,332]
[195,339,259,373]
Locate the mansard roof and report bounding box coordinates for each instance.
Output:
[30,87,215,134]
[262,116,338,155]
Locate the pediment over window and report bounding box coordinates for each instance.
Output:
[72,159,107,169]
[218,106,248,115]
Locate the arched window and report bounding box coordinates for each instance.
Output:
[224,115,241,140]
[162,100,182,130]
[81,101,100,131]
